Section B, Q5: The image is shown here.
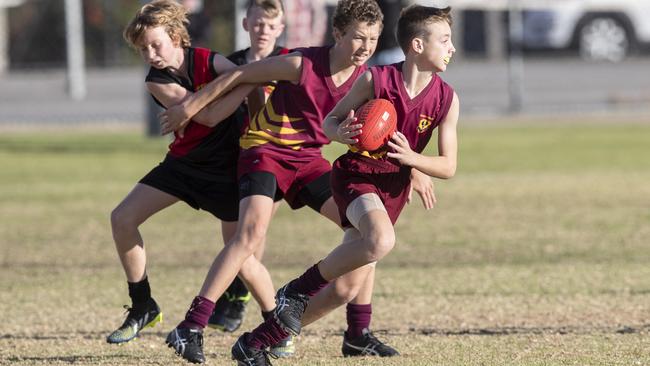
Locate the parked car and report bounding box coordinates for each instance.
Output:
[521,0,650,61]
[447,0,650,61]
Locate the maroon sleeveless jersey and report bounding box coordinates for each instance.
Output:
[240,46,367,158]
[146,47,240,176]
[331,62,454,226]
[348,62,454,170]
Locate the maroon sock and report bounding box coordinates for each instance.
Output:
[178,296,215,330]
[289,263,329,296]
[346,303,372,339]
[247,317,290,350]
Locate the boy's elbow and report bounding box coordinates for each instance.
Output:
[440,162,457,179]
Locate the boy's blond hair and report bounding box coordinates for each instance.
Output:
[397,5,452,54]
[332,0,383,34]
[246,0,284,18]
[124,0,191,49]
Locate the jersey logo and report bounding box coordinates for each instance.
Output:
[418,115,434,133]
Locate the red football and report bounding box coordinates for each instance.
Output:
[354,98,397,152]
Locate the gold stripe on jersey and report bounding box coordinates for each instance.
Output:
[241,130,305,150]
[348,145,388,159]
[240,101,306,150]
[257,103,304,134]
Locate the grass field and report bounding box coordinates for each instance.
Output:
[1,120,649,365]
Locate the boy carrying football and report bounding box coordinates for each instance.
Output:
[229,5,459,364]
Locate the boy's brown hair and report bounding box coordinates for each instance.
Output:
[246,0,284,18]
[397,5,452,54]
[124,0,191,49]
[332,0,384,34]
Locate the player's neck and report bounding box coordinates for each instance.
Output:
[167,48,188,78]
[246,45,275,63]
[329,47,358,87]
[401,58,434,99]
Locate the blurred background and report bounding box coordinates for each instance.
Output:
[1,3,649,363]
[0,0,649,130]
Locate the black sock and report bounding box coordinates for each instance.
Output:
[128,277,151,307]
[261,309,275,322]
[226,276,250,299]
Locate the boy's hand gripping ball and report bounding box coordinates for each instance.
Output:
[353,98,397,152]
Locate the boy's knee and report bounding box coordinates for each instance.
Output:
[331,282,361,304]
[365,231,395,262]
[110,206,133,232]
[233,226,267,256]
[238,257,258,281]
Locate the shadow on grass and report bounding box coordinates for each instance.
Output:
[411,324,650,336]
[302,324,650,338]
[6,354,149,364]
[3,324,647,349]
[0,330,169,341]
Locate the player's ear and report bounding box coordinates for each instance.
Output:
[332,27,343,43]
[412,37,424,54]
[242,17,249,32]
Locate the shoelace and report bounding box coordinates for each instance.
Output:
[120,305,141,326]
[188,331,204,348]
[260,348,278,364]
[242,346,277,366]
[287,293,308,319]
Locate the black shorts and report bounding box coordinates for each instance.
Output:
[139,157,239,222]
[239,171,332,213]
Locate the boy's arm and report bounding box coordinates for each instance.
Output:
[161,52,303,130]
[158,84,257,135]
[323,71,374,144]
[146,82,256,134]
[387,92,460,179]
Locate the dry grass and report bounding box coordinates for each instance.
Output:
[1,121,649,365]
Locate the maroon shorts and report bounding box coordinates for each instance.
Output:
[238,148,332,209]
[331,153,411,227]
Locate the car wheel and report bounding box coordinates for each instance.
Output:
[578,16,629,62]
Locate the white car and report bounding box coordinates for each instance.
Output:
[442,0,650,61]
[521,0,650,61]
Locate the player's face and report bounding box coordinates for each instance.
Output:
[335,21,381,66]
[421,21,455,72]
[137,26,180,69]
[244,7,284,51]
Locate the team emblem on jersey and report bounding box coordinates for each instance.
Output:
[418,115,434,133]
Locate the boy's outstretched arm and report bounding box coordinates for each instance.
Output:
[161,52,303,130]
[155,83,257,135]
[323,71,374,144]
[387,92,459,179]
